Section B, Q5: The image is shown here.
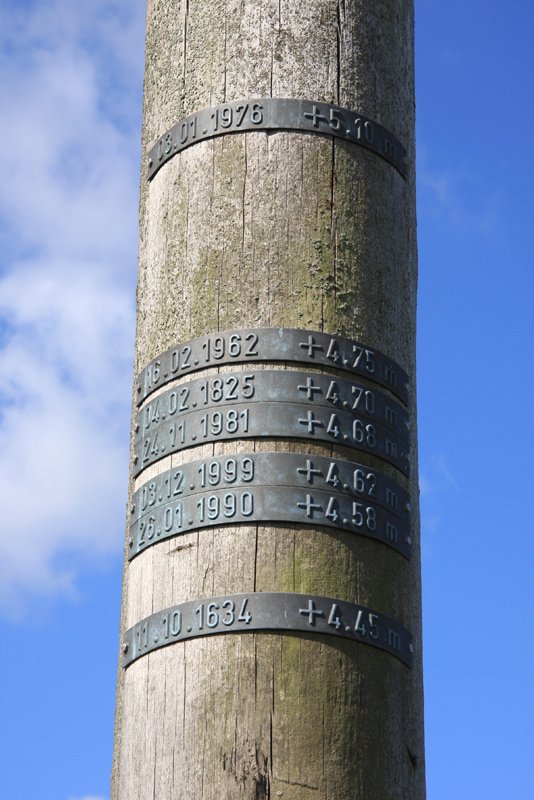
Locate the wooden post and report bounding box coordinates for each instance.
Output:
[112,1,425,798]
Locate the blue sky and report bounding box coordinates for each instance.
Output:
[0,1,532,798]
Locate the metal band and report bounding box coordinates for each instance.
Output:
[122,592,413,668]
[132,453,410,522]
[147,98,407,180]
[129,483,411,560]
[136,328,409,406]
[138,369,409,442]
[133,402,410,477]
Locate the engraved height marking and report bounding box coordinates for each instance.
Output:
[299,599,325,626]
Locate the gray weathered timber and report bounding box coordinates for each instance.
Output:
[112,1,425,799]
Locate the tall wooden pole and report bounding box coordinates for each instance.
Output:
[112,2,425,798]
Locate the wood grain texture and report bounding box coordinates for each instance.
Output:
[112,1,425,798]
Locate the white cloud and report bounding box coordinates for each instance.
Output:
[0,0,145,616]
[0,0,144,263]
[0,263,134,614]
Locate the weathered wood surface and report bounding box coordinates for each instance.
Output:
[112,1,425,798]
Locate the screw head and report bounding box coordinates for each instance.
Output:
[122,642,129,654]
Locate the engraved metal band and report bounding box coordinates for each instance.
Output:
[136,328,409,406]
[132,453,410,523]
[130,452,411,560]
[122,592,413,668]
[133,401,410,477]
[147,98,407,180]
[138,369,409,442]
[129,483,411,560]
